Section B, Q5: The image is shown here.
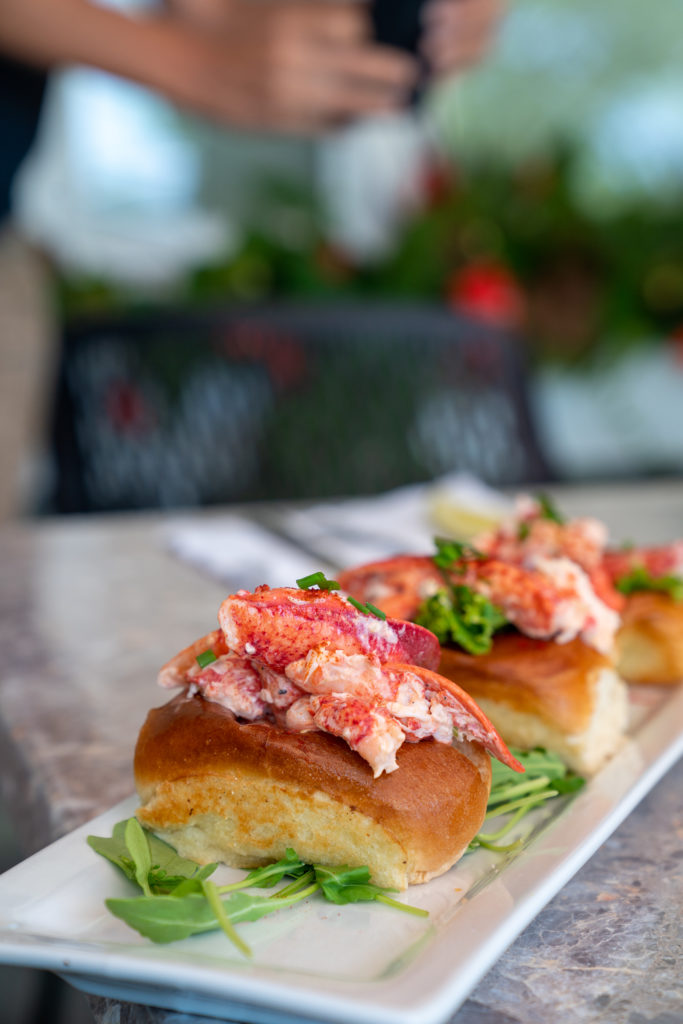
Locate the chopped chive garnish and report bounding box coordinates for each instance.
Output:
[296,571,340,591]
[347,597,387,620]
[196,649,218,669]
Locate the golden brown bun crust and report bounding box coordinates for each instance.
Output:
[438,633,612,735]
[617,591,683,685]
[134,694,491,890]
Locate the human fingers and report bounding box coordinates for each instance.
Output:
[318,42,418,95]
[287,0,372,45]
[239,53,416,133]
[421,0,504,75]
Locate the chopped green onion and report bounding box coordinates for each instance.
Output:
[365,602,387,620]
[296,571,340,591]
[346,596,389,620]
[196,649,218,669]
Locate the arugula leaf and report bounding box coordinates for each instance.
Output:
[219,849,308,893]
[314,864,428,917]
[415,586,507,655]
[87,819,217,895]
[91,823,429,952]
[106,885,319,946]
[125,818,153,897]
[615,566,683,602]
[489,747,568,789]
[200,879,252,957]
[314,863,382,904]
[87,823,138,884]
[470,748,585,853]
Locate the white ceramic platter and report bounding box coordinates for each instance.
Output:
[0,684,682,1024]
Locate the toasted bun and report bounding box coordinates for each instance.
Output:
[617,591,683,685]
[438,634,628,775]
[134,693,491,890]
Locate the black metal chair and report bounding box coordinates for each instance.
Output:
[46,303,553,514]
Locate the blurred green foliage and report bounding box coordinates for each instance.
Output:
[55,148,683,367]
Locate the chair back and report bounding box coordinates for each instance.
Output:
[47,303,552,513]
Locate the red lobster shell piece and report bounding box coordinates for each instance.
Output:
[603,542,683,584]
[338,555,442,621]
[157,628,228,689]
[218,585,441,672]
[385,662,523,773]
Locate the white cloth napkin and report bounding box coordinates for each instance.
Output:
[163,475,513,587]
[163,515,331,591]
[279,473,513,569]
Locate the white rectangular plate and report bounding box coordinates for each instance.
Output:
[1,684,682,1024]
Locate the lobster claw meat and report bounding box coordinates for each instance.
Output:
[218,585,441,672]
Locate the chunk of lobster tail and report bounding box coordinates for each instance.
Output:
[383,662,524,773]
[157,628,228,689]
[219,585,441,672]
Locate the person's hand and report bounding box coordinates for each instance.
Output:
[160,0,419,133]
[420,0,504,80]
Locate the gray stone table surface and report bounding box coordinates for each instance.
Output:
[0,480,682,1024]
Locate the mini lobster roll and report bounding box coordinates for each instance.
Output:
[339,513,630,777]
[135,581,520,891]
[602,542,683,685]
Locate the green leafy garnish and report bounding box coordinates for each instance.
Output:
[469,748,585,853]
[87,820,217,895]
[105,884,319,946]
[219,849,309,892]
[615,566,683,602]
[296,571,340,591]
[200,878,253,957]
[124,818,153,897]
[433,537,485,570]
[314,864,428,917]
[536,493,564,524]
[196,649,218,669]
[90,821,428,954]
[517,520,531,541]
[415,587,507,656]
[419,537,506,655]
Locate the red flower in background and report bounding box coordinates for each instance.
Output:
[105,379,155,436]
[418,155,457,209]
[669,324,683,367]
[447,262,526,330]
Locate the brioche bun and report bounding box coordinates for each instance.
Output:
[134,693,492,890]
[438,634,628,776]
[616,591,683,685]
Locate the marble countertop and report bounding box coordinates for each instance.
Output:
[0,480,682,1024]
